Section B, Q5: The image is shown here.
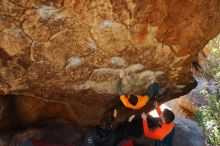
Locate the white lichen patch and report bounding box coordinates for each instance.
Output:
[91,68,118,75]
[89,68,119,82]
[84,80,116,94]
[36,5,64,21]
[125,64,145,74]
[87,42,97,49]
[66,57,83,71]
[74,84,90,91]
[92,68,117,74]
[110,57,127,67]
[176,85,186,89]
[99,20,114,29]
[138,70,155,80]
[37,60,49,64]
[3,27,23,38]
[155,71,165,76]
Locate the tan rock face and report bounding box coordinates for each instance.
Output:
[0,0,220,130]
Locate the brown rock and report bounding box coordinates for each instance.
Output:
[0,0,219,129]
[177,94,197,113]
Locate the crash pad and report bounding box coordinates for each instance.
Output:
[21,140,74,146]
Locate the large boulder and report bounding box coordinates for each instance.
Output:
[173,117,206,146]
[177,76,218,113]
[0,0,220,129]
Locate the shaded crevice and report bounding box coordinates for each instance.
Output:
[0,47,11,66]
[0,94,78,132]
[0,94,23,132]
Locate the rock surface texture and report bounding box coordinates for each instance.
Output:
[0,0,220,129]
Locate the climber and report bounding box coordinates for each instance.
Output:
[83,109,136,146]
[141,101,175,146]
[83,109,118,146]
[114,115,136,146]
[117,69,160,110]
[114,109,166,146]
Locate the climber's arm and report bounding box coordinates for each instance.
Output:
[154,101,163,118]
[116,69,125,96]
[116,77,123,96]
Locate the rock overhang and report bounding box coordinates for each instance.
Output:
[0,0,219,129]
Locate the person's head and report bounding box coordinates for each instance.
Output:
[147,115,161,129]
[191,61,202,73]
[161,109,175,124]
[128,93,138,106]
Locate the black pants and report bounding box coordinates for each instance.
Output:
[114,119,143,144]
[115,116,161,139]
[154,127,175,146]
[146,82,160,100]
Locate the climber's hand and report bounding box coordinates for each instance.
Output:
[128,115,135,122]
[141,112,147,120]
[113,109,117,118]
[154,101,159,108]
[119,69,125,78]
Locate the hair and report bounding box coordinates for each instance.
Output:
[128,94,138,106]
[191,61,202,72]
[163,109,175,124]
[147,114,161,129]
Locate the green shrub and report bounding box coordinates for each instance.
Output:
[196,95,220,145]
[195,34,220,146]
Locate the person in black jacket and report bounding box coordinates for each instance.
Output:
[83,110,118,146]
[83,110,136,146]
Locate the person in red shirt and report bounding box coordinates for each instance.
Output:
[141,102,175,146]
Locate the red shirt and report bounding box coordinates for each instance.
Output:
[142,107,174,140]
